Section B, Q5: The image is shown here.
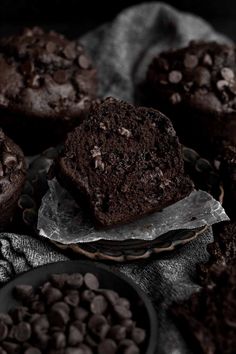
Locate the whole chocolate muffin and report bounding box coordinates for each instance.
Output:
[0,27,97,153]
[54,97,193,228]
[144,41,236,157]
[0,129,26,230]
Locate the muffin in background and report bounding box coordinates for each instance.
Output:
[0,129,26,230]
[0,27,97,154]
[144,41,236,158]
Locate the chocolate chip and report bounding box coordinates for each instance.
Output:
[0,163,4,177]
[2,153,17,168]
[120,319,135,333]
[78,55,91,69]
[168,70,182,84]
[50,332,66,349]
[72,321,86,335]
[88,315,108,338]
[46,41,56,54]
[53,70,68,84]
[202,53,213,66]
[0,322,8,341]
[2,341,20,354]
[73,307,89,321]
[68,325,83,346]
[194,66,211,87]
[14,322,31,342]
[98,339,117,354]
[99,122,107,130]
[14,285,33,302]
[75,344,92,354]
[169,92,181,104]
[84,273,99,290]
[0,314,12,326]
[20,61,34,75]
[90,295,108,315]
[30,301,45,314]
[118,127,132,138]
[100,290,119,305]
[66,273,83,289]
[49,308,69,327]
[81,290,95,302]
[229,81,236,95]
[109,325,126,342]
[9,306,28,322]
[117,298,130,309]
[221,67,234,82]
[114,305,132,320]
[50,274,68,289]
[27,75,41,89]
[43,287,62,305]
[184,54,198,69]
[157,57,169,71]
[64,291,79,307]
[51,302,70,314]
[24,347,42,354]
[131,328,146,344]
[216,80,229,91]
[123,344,140,354]
[63,44,76,60]
[32,315,49,334]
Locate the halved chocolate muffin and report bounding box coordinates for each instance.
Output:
[0,27,97,153]
[54,97,193,228]
[0,129,26,230]
[144,41,236,157]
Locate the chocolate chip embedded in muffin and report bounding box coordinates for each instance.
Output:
[0,128,26,230]
[54,97,193,228]
[0,27,97,153]
[144,41,236,157]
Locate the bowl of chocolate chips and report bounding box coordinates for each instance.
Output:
[0,261,157,354]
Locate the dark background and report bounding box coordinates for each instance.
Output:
[0,0,235,40]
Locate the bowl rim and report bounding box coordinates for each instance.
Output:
[0,260,157,354]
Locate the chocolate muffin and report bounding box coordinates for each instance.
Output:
[144,41,236,157]
[54,97,193,228]
[218,144,236,219]
[0,27,97,153]
[0,129,26,230]
[172,257,236,354]
[198,221,236,286]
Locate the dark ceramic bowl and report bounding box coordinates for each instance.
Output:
[0,260,157,354]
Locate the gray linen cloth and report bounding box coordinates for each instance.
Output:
[0,3,231,353]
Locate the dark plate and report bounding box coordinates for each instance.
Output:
[0,260,157,354]
[52,226,208,261]
[14,146,221,261]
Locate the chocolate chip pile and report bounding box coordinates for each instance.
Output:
[0,272,146,354]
